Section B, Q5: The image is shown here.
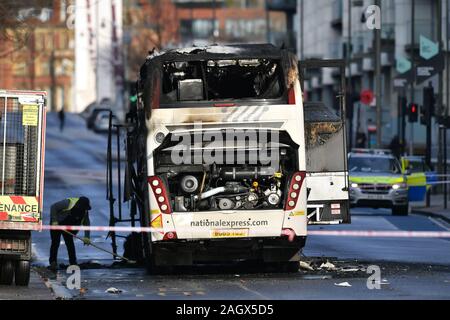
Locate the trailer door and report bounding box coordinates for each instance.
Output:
[0,91,45,228]
[298,60,350,224]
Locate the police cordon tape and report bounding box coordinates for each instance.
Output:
[428,181,450,185]
[41,225,450,238]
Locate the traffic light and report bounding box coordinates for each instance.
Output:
[408,103,419,123]
[420,104,427,125]
[422,84,435,126]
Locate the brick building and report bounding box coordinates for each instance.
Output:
[0,0,75,111]
[123,0,292,82]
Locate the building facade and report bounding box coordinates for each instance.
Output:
[298,0,449,154]
[74,0,123,113]
[123,0,294,83]
[0,0,75,111]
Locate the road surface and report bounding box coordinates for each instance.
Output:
[2,113,450,300]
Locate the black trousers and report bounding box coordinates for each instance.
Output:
[49,230,78,265]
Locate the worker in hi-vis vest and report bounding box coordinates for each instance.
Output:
[49,197,92,271]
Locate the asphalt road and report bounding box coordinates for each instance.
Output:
[2,113,450,300]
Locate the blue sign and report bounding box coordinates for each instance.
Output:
[420,35,439,60]
[396,57,412,74]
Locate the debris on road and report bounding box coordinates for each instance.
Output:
[79,288,88,295]
[105,287,123,294]
[298,258,367,277]
[340,267,362,272]
[319,261,337,271]
[302,275,333,280]
[334,282,352,287]
[299,261,315,271]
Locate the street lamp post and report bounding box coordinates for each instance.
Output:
[410,0,416,156]
[445,0,449,209]
[265,0,271,44]
[212,0,217,43]
[301,0,304,59]
[348,0,353,150]
[437,0,446,209]
[374,0,382,148]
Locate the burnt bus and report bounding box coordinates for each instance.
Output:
[125,45,349,270]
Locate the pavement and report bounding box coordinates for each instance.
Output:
[2,112,450,300]
[411,194,450,223]
[0,267,54,300]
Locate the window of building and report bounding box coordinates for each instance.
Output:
[36,60,50,76]
[60,0,67,22]
[45,33,54,50]
[59,32,70,50]
[229,0,262,8]
[180,19,218,40]
[35,33,44,50]
[13,62,27,76]
[225,19,266,39]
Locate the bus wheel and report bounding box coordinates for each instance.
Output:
[280,261,300,273]
[15,260,31,286]
[145,255,168,275]
[0,259,15,285]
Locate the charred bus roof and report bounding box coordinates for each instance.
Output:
[143,44,287,65]
[135,44,300,112]
[138,44,298,94]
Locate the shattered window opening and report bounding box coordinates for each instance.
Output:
[160,58,285,106]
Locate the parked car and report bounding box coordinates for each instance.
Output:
[80,101,99,120]
[86,108,112,130]
[93,110,118,133]
[348,149,409,216]
[83,98,114,129]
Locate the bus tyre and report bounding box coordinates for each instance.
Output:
[0,259,15,285]
[145,255,171,275]
[392,205,409,216]
[15,260,31,286]
[280,261,300,273]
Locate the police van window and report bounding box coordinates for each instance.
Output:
[160,59,285,106]
[408,160,425,173]
[349,156,402,174]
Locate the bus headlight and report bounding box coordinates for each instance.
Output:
[351,183,359,188]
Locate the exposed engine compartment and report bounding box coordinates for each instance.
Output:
[154,132,298,212]
[171,165,284,212]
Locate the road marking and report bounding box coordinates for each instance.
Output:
[237,282,270,300]
[428,217,450,231]
[43,277,74,300]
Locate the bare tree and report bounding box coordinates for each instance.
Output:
[124,0,179,79]
[149,0,177,50]
[0,0,52,58]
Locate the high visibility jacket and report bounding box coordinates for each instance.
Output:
[50,198,90,237]
[64,197,79,212]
